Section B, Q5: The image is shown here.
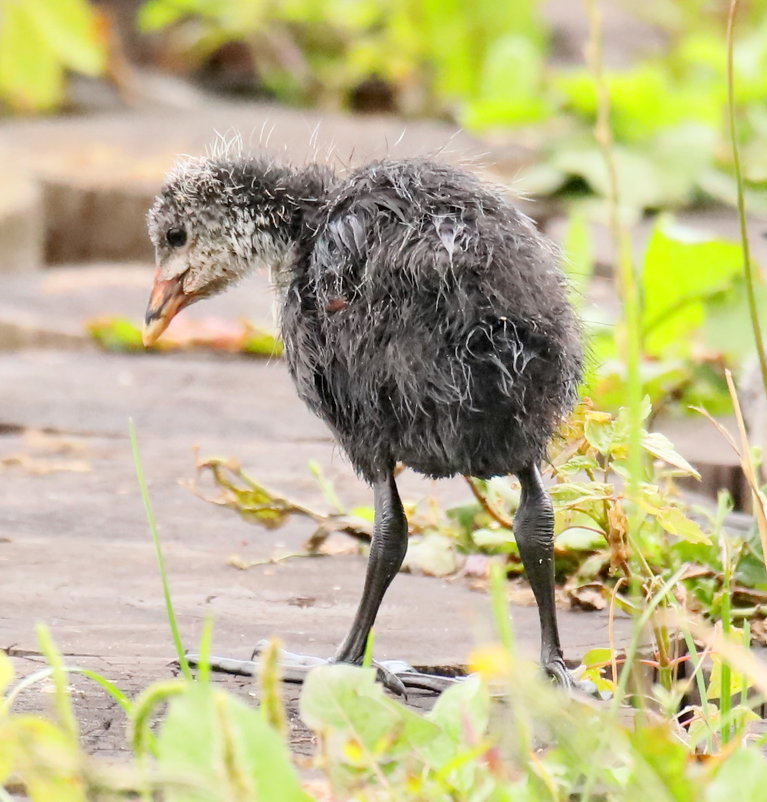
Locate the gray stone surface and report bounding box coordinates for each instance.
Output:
[0,263,744,505]
[1,348,635,758]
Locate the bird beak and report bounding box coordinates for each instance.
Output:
[143,272,191,346]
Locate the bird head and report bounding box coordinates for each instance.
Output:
[143,156,303,346]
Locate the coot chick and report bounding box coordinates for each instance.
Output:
[143,155,583,690]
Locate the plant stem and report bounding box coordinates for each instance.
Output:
[727,0,767,399]
[720,535,733,744]
[581,564,688,802]
[586,1,643,496]
[465,476,516,529]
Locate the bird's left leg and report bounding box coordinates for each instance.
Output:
[514,464,574,689]
[333,470,408,665]
[190,470,461,693]
[329,471,465,692]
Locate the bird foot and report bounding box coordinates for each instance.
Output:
[543,655,608,700]
[185,640,464,696]
[543,654,575,689]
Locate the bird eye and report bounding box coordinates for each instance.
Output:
[166,227,187,248]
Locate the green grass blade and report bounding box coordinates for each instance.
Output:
[196,615,215,685]
[741,619,751,710]
[581,564,688,802]
[489,561,515,652]
[680,630,714,754]
[72,668,133,713]
[720,537,733,744]
[5,665,131,714]
[129,419,192,681]
[36,623,78,742]
[362,627,376,669]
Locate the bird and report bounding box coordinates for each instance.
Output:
[143,154,584,690]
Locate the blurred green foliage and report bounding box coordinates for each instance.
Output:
[136,0,767,214]
[569,215,767,414]
[138,0,544,120]
[530,15,767,215]
[0,0,105,111]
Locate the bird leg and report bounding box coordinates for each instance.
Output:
[514,464,573,689]
[192,470,464,694]
[333,471,409,664]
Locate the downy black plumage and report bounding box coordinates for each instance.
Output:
[144,154,584,689]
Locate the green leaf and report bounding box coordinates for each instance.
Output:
[426,675,489,742]
[642,218,743,357]
[580,648,612,668]
[700,168,767,216]
[0,0,105,110]
[299,664,438,758]
[137,0,192,31]
[549,481,613,505]
[403,533,459,576]
[349,505,375,522]
[557,454,601,477]
[628,723,696,801]
[0,1,63,110]
[10,717,88,802]
[555,63,719,143]
[463,34,551,128]
[549,144,668,211]
[24,0,105,74]
[86,317,144,352]
[556,526,605,551]
[706,653,752,701]
[583,411,615,454]
[472,527,515,550]
[702,277,767,361]
[654,506,711,545]
[642,431,701,478]
[158,684,311,802]
[242,327,284,357]
[705,743,767,801]
[423,675,493,789]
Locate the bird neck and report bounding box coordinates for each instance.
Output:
[241,162,334,282]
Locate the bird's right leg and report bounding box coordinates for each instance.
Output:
[513,464,574,689]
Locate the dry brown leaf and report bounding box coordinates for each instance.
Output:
[606,498,630,575]
[567,584,607,611]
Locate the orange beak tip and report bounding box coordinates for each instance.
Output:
[143,275,187,347]
[142,320,164,348]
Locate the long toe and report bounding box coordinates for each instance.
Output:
[377,659,466,694]
[543,656,576,690]
[186,647,463,696]
[373,660,408,698]
[186,643,329,683]
[186,653,259,676]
